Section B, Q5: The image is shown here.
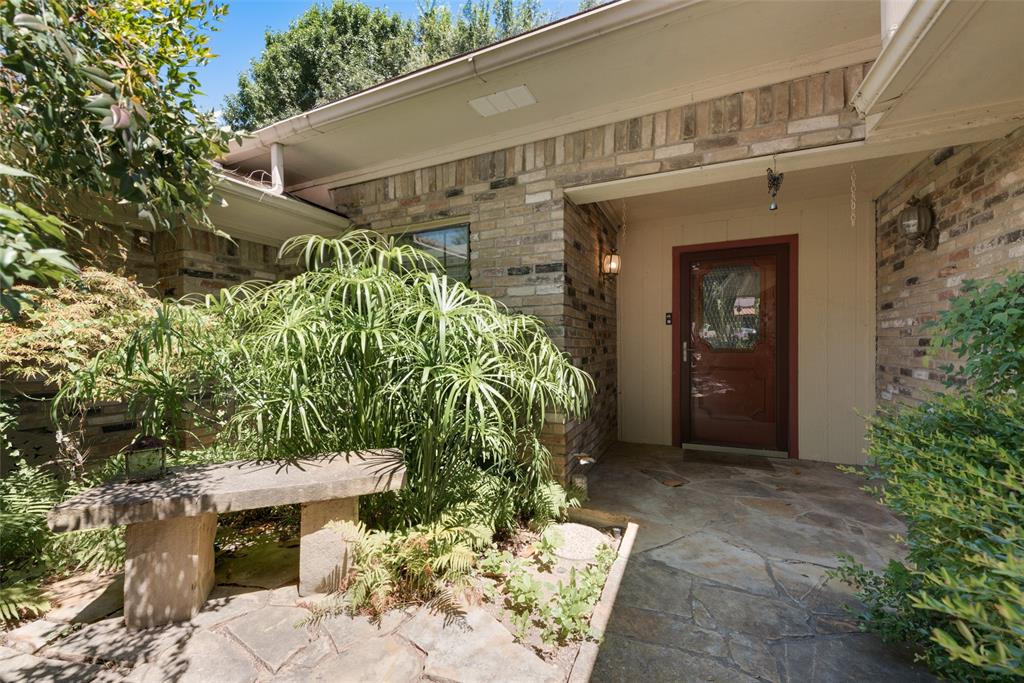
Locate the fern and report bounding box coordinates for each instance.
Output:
[324,517,493,618]
[0,582,49,624]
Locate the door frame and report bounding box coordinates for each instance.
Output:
[671,234,799,459]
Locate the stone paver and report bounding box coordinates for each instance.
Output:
[135,630,259,683]
[587,443,936,683]
[399,607,562,683]
[0,645,123,683]
[3,619,64,654]
[41,616,192,666]
[310,635,422,682]
[43,572,123,624]
[320,608,409,652]
[224,605,310,672]
[549,522,610,562]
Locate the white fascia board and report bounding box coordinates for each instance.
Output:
[221,0,706,165]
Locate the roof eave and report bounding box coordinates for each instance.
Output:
[221,0,709,165]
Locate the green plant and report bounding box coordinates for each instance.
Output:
[61,230,594,529]
[1,0,238,236]
[535,528,562,571]
[322,518,491,617]
[927,270,1024,394]
[538,542,614,644]
[837,392,1024,680]
[0,167,80,318]
[0,268,158,384]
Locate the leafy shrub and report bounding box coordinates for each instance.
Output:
[0,268,157,384]
[62,231,593,530]
[928,270,1024,394]
[837,274,1024,680]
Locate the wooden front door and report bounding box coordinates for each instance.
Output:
[679,243,790,452]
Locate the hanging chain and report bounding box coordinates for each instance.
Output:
[619,199,628,250]
[850,165,857,229]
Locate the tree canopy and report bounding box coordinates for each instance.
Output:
[0,0,238,315]
[222,0,550,131]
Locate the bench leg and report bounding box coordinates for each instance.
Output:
[123,513,216,630]
[299,497,358,596]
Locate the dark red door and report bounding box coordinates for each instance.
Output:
[680,244,789,451]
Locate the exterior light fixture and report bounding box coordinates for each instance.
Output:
[602,250,621,276]
[766,164,784,211]
[899,197,937,251]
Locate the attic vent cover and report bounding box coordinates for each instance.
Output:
[468,85,536,117]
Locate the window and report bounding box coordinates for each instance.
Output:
[397,223,470,285]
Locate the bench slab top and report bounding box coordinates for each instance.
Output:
[48,449,405,532]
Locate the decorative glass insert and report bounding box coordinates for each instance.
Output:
[696,264,761,350]
[397,223,470,285]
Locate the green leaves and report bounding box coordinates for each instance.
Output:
[0,200,79,318]
[1,0,239,240]
[928,271,1024,394]
[839,391,1024,680]
[61,230,594,531]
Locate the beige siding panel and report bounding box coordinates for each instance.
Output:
[616,195,875,464]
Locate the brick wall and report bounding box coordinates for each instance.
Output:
[330,63,871,475]
[156,228,299,298]
[876,126,1024,405]
[561,200,619,472]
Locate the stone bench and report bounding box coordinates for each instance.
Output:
[47,449,405,630]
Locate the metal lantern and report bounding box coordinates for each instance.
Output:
[899,198,937,250]
[602,250,621,276]
[124,435,168,481]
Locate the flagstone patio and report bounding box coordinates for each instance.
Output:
[2,443,941,683]
[582,443,936,683]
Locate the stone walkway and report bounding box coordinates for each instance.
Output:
[1,545,565,682]
[584,443,936,683]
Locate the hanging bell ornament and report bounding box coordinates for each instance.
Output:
[767,167,784,211]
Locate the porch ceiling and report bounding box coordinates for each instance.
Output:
[613,152,924,221]
[223,0,880,195]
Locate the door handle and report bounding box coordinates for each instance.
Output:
[682,341,688,362]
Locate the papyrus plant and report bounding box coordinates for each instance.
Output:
[60,230,593,529]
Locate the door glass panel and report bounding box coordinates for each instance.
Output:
[697,264,761,350]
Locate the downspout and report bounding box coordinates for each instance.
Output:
[880,0,915,47]
[270,142,285,194]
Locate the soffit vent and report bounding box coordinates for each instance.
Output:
[468,85,537,117]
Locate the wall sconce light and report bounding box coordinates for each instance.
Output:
[899,197,937,251]
[602,250,621,276]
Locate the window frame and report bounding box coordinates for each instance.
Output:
[382,218,471,286]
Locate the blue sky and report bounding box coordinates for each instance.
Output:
[195,0,583,114]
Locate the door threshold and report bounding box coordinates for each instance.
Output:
[680,443,789,459]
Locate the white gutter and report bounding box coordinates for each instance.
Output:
[852,0,981,119]
[215,174,350,231]
[221,0,707,165]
